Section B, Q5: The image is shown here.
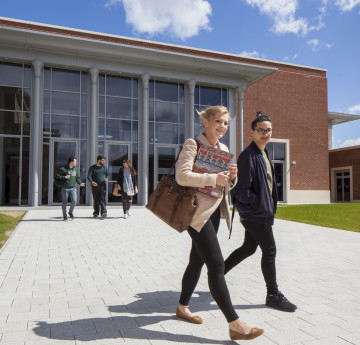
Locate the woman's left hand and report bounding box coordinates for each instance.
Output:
[135,186,138,194]
[229,164,238,182]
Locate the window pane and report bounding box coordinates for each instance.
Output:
[179,84,184,102]
[99,74,105,95]
[221,89,228,106]
[133,100,138,120]
[0,86,22,111]
[51,115,80,138]
[0,111,22,135]
[132,79,138,98]
[52,69,80,92]
[179,103,185,124]
[155,102,178,123]
[155,81,178,102]
[81,72,88,94]
[132,120,138,142]
[106,76,132,97]
[81,94,87,116]
[24,66,32,88]
[81,117,87,139]
[21,136,30,204]
[149,122,154,143]
[23,112,30,135]
[274,143,285,160]
[149,80,154,99]
[156,123,178,144]
[106,96,132,119]
[106,119,131,141]
[149,101,154,121]
[23,89,31,111]
[195,86,200,105]
[98,118,105,140]
[200,86,221,106]
[44,90,50,113]
[99,96,105,117]
[266,142,273,159]
[52,91,80,115]
[179,124,185,143]
[0,62,22,87]
[43,114,50,137]
[44,68,51,89]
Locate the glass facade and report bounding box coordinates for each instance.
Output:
[0,62,31,205]
[194,85,229,147]
[148,80,185,194]
[98,74,139,203]
[42,67,88,204]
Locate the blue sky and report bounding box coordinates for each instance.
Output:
[1,0,360,148]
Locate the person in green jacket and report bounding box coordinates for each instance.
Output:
[87,155,109,219]
[55,156,85,221]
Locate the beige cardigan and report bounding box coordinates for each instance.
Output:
[176,133,237,232]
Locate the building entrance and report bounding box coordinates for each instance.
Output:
[49,139,79,205]
[335,170,351,202]
[106,142,131,203]
[154,145,178,188]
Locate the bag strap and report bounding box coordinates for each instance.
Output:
[228,193,236,239]
[166,139,201,178]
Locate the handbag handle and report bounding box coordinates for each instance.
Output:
[166,139,201,179]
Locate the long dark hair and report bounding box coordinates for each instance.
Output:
[123,158,137,176]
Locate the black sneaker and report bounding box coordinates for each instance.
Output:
[266,292,297,312]
[68,212,74,220]
[93,213,99,218]
[63,216,68,221]
[101,213,107,219]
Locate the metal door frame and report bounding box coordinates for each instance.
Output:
[49,138,79,205]
[154,144,179,188]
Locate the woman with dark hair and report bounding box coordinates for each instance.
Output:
[117,158,138,218]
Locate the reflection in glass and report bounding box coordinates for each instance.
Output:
[44,68,51,89]
[81,72,88,94]
[99,96,105,117]
[0,111,22,135]
[155,102,178,123]
[0,137,20,204]
[44,90,50,113]
[98,118,105,139]
[21,137,30,204]
[43,114,50,137]
[149,101,154,121]
[51,115,80,138]
[23,89,31,111]
[52,69,80,92]
[132,121,138,142]
[156,123,178,144]
[132,78,138,98]
[106,76,132,97]
[23,112,30,136]
[155,81,178,102]
[24,66,32,88]
[199,86,221,106]
[157,147,176,183]
[0,86,22,110]
[106,119,131,141]
[0,62,22,87]
[149,122,154,143]
[81,117,87,139]
[274,143,285,160]
[106,97,132,119]
[81,95,87,116]
[99,75,105,95]
[42,141,49,204]
[52,91,80,115]
[274,162,284,202]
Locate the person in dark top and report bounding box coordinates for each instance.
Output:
[225,112,297,312]
[117,158,138,219]
[55,156,85,221]
[87,155,109,219]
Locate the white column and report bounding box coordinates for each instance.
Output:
[30,60,43,206]
[139,74,150,205]
[187,80,196,139]
[89,68,99,206]
[236,86,246,154]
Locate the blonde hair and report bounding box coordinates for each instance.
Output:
[196,105,231,125]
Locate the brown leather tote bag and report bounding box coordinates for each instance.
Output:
[146,141,199,232]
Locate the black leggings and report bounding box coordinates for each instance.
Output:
[224,219,278,295]
[179,206,239,322]
[122,191,133,213]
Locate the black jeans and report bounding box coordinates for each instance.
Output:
[122,191,133,214]
[224,219,278,295]
[179,206,238,322]
[91,183,107,216]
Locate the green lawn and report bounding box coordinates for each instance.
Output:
[275,204,360,232]
[0,212,25,249]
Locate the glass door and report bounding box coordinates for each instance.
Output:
[274,162,284,202]
[50,140,79,204]
[154,145,178,187]
[335,171,351,202]
[106,142,130,203]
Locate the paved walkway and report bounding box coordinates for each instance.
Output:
[0,206,359,345]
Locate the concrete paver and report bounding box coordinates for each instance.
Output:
[0,206,359,345]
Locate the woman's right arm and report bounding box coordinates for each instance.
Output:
[176,139,217,188]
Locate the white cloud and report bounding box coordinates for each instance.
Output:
[307,38,319,50]
[105,0,212,40]
[338,137,360,147]
[335,0,360,12]
[244,0,326,36]
[348,104,360,114]
[239,50,260,58]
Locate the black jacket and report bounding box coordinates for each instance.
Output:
[117,167,138,191]
[231,141,277,225]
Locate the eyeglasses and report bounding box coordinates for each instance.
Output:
[254,128,272,135]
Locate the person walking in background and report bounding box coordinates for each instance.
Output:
[224,111,297,312]
[117,158,138,219]
[87,155,109,219]
[175,105,264,341]
[55,156,85,221]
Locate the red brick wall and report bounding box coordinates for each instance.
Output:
[242,67,329,191]
[329,147,360,200]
